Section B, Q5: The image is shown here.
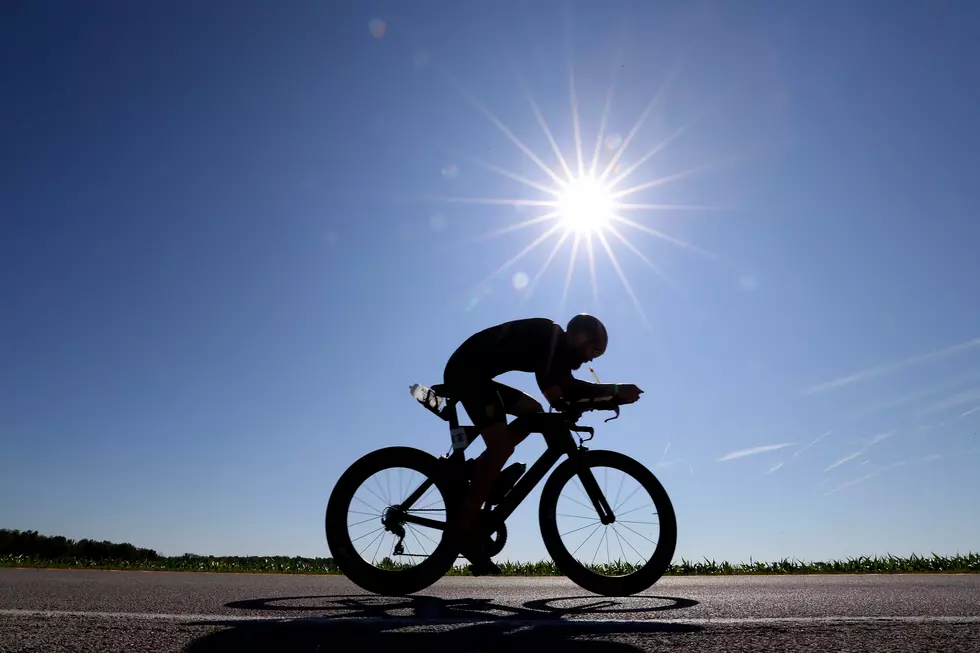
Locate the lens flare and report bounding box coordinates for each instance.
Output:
[425,39,729,326]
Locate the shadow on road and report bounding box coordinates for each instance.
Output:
[185,594,703,652]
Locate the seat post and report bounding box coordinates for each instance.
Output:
[446,399,460,430]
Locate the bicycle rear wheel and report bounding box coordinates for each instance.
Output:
[325,446,461,595]
[538,449,677,596]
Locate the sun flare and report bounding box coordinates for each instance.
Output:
[425,42,726,325]
[557,175,616,235]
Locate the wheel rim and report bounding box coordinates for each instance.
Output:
[553,461,665,577]
[342,464,449,571]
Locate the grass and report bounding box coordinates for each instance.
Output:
[3,552,978,575]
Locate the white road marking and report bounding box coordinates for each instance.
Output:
[1,609,979,626]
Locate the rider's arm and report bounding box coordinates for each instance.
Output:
[539,371,618,407]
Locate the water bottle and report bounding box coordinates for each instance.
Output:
[409,383,442,410]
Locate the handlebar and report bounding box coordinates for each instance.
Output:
[554,395,623,423]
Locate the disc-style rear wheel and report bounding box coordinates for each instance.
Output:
[538,449,677,596]
[325,446,461,595]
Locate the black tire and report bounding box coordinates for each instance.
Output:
[538,449,677,596]
[325,446,461,596]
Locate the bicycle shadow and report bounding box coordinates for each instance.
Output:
[185,593,703,652]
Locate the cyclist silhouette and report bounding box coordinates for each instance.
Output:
[441,314,643,574]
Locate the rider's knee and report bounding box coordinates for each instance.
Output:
[481,423,516,459]
[488,440,516,463]
[513,396,544,415]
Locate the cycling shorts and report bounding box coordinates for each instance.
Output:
[443,360,532,430]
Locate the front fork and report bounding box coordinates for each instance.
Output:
[573,452,616,525]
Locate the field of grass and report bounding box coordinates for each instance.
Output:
[4,529,977,576]
[3,552,979,576]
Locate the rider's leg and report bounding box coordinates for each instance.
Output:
[460,420,513,534]
[460,388,543,536]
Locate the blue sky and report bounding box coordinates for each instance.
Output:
[2,0,979,565]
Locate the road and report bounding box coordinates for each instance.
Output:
[1,569,978,652]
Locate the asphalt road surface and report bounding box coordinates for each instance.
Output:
[1,569,978,652]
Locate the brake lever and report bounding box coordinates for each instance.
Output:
[604,405,621,422]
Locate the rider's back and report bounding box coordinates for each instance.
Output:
[449,317,573,381]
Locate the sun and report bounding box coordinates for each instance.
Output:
[557,174,616,235]
[424,42,725,325]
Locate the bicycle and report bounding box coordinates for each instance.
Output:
[324,380,678,597]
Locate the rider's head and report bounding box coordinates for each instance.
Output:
[565,313,608,369]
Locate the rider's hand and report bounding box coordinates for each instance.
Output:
[616,383,643,404]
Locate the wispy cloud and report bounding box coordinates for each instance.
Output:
[656,442,697,476]
[823,461,907,496]
[847,371,980,419]
[920,386,980,416]
[962,406,980,417]
[716,442,795,462]
[866,431,893,446]
[768,430,833,475]
[824,450,863,472]
[802,337,980,396]
[823,431,893,472]
[792,430,832,458]
[922,453,942,463]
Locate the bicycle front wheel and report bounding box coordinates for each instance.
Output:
[538,449,677,596]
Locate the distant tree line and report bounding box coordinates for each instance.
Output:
[0,529,160,561]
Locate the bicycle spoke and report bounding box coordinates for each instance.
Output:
[358,528,386,557]
[348,515,380,529]
[613,484,643,514]
[371,528,387,563]
[560,492,597,514]
[557,513,597,520]
[612,523,648,563]
[549,460,669,575]
[407,524,429,557]
[363,484,388,510]
[606,524,611,563]
[617,521,659,547]
[615,503,653,519]
[373,475,389,506]
[613,525,628,562]
[612,472,627,513]
[560,520,601,538]
[351,525,386,544]
[414,497,445,511]
[416,485,436,510]
[352,494,383,514]
[412,524,440,546]
[592,528,608,565]
[571,524,603,556]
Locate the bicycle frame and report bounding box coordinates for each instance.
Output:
[394,386,618,538]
